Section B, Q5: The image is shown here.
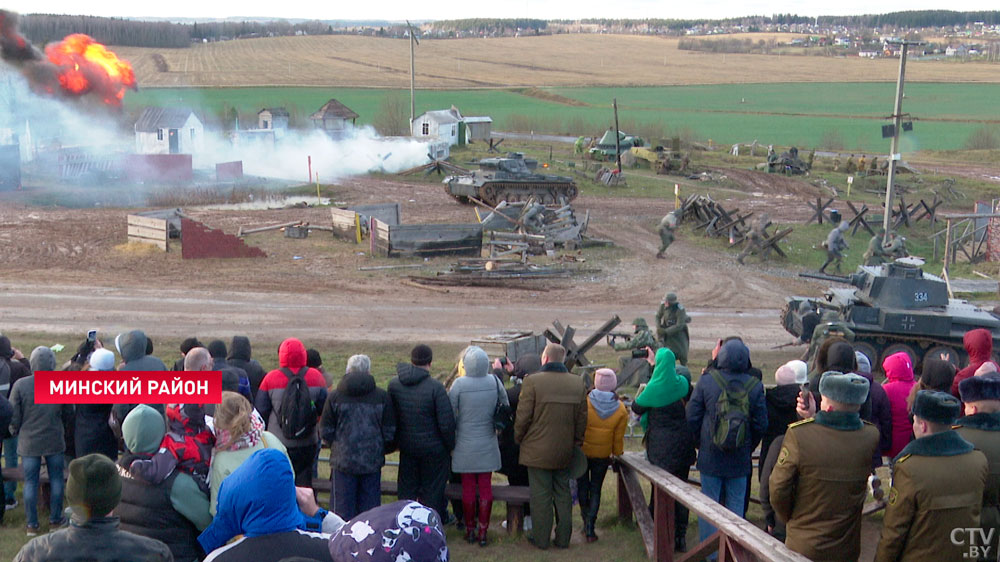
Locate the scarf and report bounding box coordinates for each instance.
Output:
[214,410,265,452]
[634,347,689,431]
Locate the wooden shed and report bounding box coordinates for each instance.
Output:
[310,99,359,138]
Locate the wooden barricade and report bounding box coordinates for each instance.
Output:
[126,214,169,251]
[330,208,362,243]
[617,452,810,562]
[370,217,391,257]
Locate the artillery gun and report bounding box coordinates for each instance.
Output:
[443,153,578,206]
[782,261,1000,370]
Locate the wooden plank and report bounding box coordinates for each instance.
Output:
[128,236,167,251]
[619,452,809,562]
[619,462,656,559]
[127,225,168,240]
[127,215,168,230]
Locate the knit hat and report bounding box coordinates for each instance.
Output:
[411,344,433,366]
[912,390,962,425]
[854,351,872,375]
[29,346,56,372]
[594,368,617,392]
[774,361,799,386]
[975,361,999,376]
[462,346,489,378]
[819,370,870,405]
[959,372,1000,403]
[207,340,227,359]
[88,348,116,371]
[65,454,122,522]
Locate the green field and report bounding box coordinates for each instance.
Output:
[123,82,999,153]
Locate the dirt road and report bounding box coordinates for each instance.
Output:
[0,171,829,348]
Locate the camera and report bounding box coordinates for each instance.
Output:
[631,348,648,359]
[87,329,98,342]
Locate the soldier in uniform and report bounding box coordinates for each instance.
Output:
[655,293,690,366]
[736,213,770,265]
[875,391,989,562]
[956,373,1000,560]
[863,228,891,266]
[845,155,856,174]
[819,221,850,274]
[885,233,907,260]
[655,211,678,259]
[803,310,855,363]
[769,371,880,561]
[796,301,821,345]
[858,155,867,173]
[612,318,657,387]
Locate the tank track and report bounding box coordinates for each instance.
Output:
[477,181,578,207]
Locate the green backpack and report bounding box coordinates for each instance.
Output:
[708,370,759,452]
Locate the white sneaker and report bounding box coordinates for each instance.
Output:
[5,499,18,510]
[524,516,532,531]
[501,520,508,530]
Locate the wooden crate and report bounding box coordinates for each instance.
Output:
[330,208,362,243]
[127,215,169,251]
[471,332,547,363]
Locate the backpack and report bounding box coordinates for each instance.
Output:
[708,370,759,452]
[277,367,316,440]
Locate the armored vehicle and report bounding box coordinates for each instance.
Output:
[589,129,644,161]
[443,154,578,206]
[782,261,1000,369]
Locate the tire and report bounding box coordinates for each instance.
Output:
[881,343,918,370]
[923,345,960,370]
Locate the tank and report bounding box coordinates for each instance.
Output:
[443,153,578,206]
[782,261,1000,370]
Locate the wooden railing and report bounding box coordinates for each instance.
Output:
[616,452,810,562]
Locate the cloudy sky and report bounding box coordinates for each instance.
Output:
[5,0,999,21]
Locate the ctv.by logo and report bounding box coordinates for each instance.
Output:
[950,528,995,559]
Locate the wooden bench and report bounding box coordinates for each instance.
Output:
[313,478,531,534]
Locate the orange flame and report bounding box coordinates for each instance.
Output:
[44,34,136,106]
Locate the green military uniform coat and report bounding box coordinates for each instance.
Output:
[613,328,656,352]
[805,320,856,364]
[875,430,988,562]
[657,213,677,255]
[769,412,880,561]
[955,412,1000,559]
[655,303,689,366]
[863,234,890,266]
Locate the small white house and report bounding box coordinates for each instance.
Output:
[412,108,462,146]
[134,107,204,155]
[257,107,289,137]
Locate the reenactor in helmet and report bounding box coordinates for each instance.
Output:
[804,310,855,363]
[885,233,907,260]
[863,228,891,266]
[613,318,657,353]
[655,211,679,259]
[858,155,867,173]
[875,391,988,561]
[819,221,850,274]
[955,373,1000,559]
[845,155,856,174]
[737,213,770,265]
[613,318,657,386]
[656,293,690,366]
[769,371,880,561]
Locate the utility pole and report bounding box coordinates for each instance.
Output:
[613,98,622,174]
[882,40,925,243]
[406,21,419,128]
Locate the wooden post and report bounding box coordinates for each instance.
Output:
[613,98,622,174]
[943,217,953,298]
[316,172,321,206]
[354,212,362,244]
[654,487,674,562]
[617,469,633,520]
[370,216,377,256]
[307,155,312,184]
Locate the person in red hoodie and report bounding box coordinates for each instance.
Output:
[255,338,328,487]
[952,328,995,398]
[882,352,917,458]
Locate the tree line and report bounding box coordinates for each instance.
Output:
[426,19,548,34]
[818,10,1000,28]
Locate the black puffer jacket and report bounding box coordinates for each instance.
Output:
[632,399,695,474]
[320,371,396,475]
[228,337,266,402]
[387,363,456,456]
[761,383,800,468]
[75,403,118,460]
[13,517,173,562]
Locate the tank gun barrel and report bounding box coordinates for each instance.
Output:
[799,271,865,288]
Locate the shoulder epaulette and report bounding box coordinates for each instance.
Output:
[788,418,814,429]
[862,420,875,426]
[895,454,911,464]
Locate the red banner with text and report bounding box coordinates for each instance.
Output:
[34,371,223,404]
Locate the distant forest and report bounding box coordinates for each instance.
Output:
[13,10,1000,50]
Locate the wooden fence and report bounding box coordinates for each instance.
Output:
[330,208,363,244]
[617,452,810,562]
[369,217,482,258]
[126,214,169,251]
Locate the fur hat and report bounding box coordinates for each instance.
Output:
[410,344,433,366]
[819,371,870,405]
[594,368,617,392]
[65,454,122,522]
[959,372,1000,403]
[912,390,962,425]
[88,348,116,372]
[854,351,872,375]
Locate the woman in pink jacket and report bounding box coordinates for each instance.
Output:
[882,352,917,458]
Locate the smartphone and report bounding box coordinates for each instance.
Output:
[87,329,98,342]
[800,381,812,410]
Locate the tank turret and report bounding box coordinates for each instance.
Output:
[784,262,1000,371]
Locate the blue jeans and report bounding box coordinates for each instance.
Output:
[331,470,380,521]
[23,454,66,528]
[698,474,747,549]
[3,436,17,501]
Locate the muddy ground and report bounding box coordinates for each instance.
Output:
[0,167,964,349]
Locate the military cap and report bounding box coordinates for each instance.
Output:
[633,317,648,328]
[819,371,869,405]
[911,390,962,425]
[959,372,1000,403]
[664,292,678,304]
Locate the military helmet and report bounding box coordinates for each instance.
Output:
[664,292,678,304]
[633,318,648,329]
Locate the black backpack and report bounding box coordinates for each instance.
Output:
[277,367,316,440]
[708,370,758,452]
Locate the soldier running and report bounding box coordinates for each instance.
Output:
[737,213,770,265]
[819,221,850,274]
[655,211,679,259]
